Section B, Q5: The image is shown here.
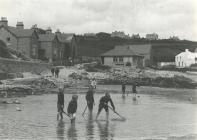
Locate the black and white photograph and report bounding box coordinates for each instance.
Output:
[0,0,197,139]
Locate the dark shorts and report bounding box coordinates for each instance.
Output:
[87,102,94,111]
[57,103,63,112]
[98,104,108,113]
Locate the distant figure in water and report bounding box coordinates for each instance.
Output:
[91,78,97,89]
[57,87,64,120]
[51,67,55,77]
[121,82,126,97]
[86,86,95,114]
[96,92,115,120]
[67,95,78,123]
[132,82,140,96]
[55,67,60,78]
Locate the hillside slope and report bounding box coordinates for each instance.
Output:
[76,36,197,58]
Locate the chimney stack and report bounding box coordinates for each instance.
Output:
[16,22,24,29]
[185,49,189,52]
[46,27,52,34]
[0,17,8,26]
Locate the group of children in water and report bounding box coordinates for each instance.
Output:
[57,78,139,123]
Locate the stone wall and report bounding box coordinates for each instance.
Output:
[0,58,51,74]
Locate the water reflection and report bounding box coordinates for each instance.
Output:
[86,113,94,139]
[132,96,140,105]
[96,120,115,140]
[56,120,65,140]
[67,122,77,140]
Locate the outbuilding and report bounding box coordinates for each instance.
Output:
[100,46,144,68]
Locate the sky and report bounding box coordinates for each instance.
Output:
[0,0,197,41]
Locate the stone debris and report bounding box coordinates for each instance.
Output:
[0,63,197,98]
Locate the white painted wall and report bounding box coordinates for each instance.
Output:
[175,49,197,68]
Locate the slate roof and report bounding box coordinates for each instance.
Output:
[56,33,74,43]
[101,45,144,57]
[120,44,152,55]
[6,26,34,37]
[38,34,56,42]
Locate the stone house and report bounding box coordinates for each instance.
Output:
[38,28,77,65]
[56,31,77,65]
[100,46,144,68]
[0,17,39,59]
[38,28,62,64]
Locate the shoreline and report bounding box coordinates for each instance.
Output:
[1,84,196,98]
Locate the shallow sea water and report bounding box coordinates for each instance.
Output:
[0,85,197,140]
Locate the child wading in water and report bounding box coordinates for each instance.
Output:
[132,82,140,100]
[121,82,126,97]
[96,92,115,120]
[57,87,64,120]
[67,95,78,123]
[86,86,95,114]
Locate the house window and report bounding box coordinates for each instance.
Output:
[113,57,118,62]
[119,57,123,62]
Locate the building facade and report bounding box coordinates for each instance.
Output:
[38,28,62,64]
[146,33,158,40]
[175,49,197,68]
[111,31,130,39]
[38,28,77,65]
[101,46,144,68]
[119,44,152,66]
[56,31,77,65]
[0,17,39,59]
[131,34,140,39]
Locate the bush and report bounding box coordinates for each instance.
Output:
[84,63,111,72]
[125,62,131,66]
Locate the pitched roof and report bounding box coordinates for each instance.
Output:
[6,26,34,37]
[38,33,56,42]
[56,33,74,43]
[101,45,144,57]
[122,44,152,55]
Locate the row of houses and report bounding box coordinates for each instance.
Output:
[0,17,77,65]
[111,31,159,40]
[100,44,197,68]
[0,17,196,68]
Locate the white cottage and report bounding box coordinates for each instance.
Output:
[100,46,144,67]
[175,49,197,68]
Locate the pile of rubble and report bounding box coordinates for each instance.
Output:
[0,76,73,97]
[0,84,32,97]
